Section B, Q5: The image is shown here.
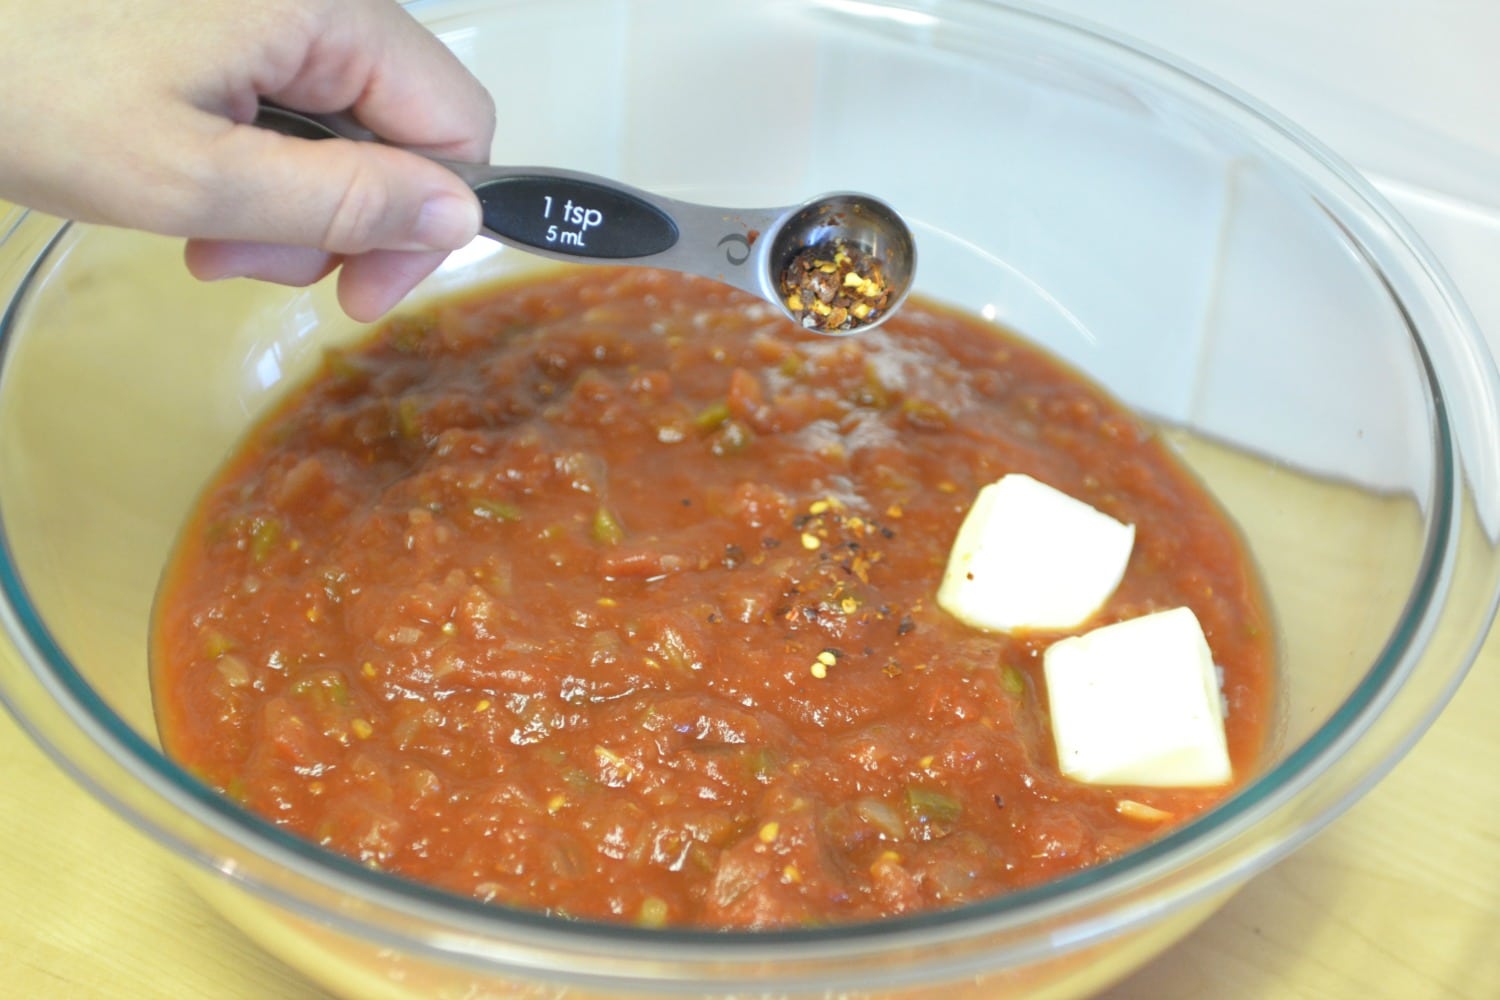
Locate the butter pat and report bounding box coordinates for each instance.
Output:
[937,473,1134,631]
[1043,607,1232,787]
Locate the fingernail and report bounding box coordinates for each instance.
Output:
[411,192,481,250]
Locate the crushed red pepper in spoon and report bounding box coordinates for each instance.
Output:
[780,240,894,333]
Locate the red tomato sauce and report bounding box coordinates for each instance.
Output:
[151,267,1273,928]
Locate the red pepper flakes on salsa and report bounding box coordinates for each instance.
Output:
[151,267,1273,929]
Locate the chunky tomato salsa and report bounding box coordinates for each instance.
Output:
[152,268,1273,928]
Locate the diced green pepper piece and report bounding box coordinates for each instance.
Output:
[387,314,434,353]
[905,785,963,826]
[395,397,422,438]
[710,420,753,456]
[744,747,780,781]
[472,498,523,522]
[592,506,625,545]
[249,517,281,563]
[694,400,731,431]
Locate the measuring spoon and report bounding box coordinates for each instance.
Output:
[255,102,915,335]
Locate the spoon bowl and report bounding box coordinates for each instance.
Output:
[766,193,916,334]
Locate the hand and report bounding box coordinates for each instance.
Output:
[0,0,496,321]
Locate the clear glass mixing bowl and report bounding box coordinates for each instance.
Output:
[3,1,1498,997]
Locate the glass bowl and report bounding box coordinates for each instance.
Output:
[3,1,1498,997]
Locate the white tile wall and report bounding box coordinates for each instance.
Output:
[1036,0,1500,503]
[1035,0,1500,346]
[419,1,1499,497]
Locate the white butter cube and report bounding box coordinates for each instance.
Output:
[1043,606,1232,787]
[937,473,1134,631]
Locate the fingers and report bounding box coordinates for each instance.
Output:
[184,239,446,323]
[1,0,499,323]
[274,0,496,162]
[184,240,337,287]
[172,0,497,324]
[178,121,481,255]
[336,249,450,322]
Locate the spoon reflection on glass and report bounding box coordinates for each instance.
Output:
[255,102,916,335]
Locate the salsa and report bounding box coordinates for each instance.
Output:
[151,267,1273,929]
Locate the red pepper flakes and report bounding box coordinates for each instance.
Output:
[780,240,893,333]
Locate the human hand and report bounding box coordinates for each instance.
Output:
[0,0,495,321]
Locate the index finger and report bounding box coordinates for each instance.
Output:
[268,0,496,162]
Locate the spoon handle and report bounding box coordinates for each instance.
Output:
[254,102,782,298]
[457,166,782,301]
[471,172,680,259]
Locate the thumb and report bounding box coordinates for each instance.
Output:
[182,119,482,254]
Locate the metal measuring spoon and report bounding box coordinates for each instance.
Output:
[255,102,915,334]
